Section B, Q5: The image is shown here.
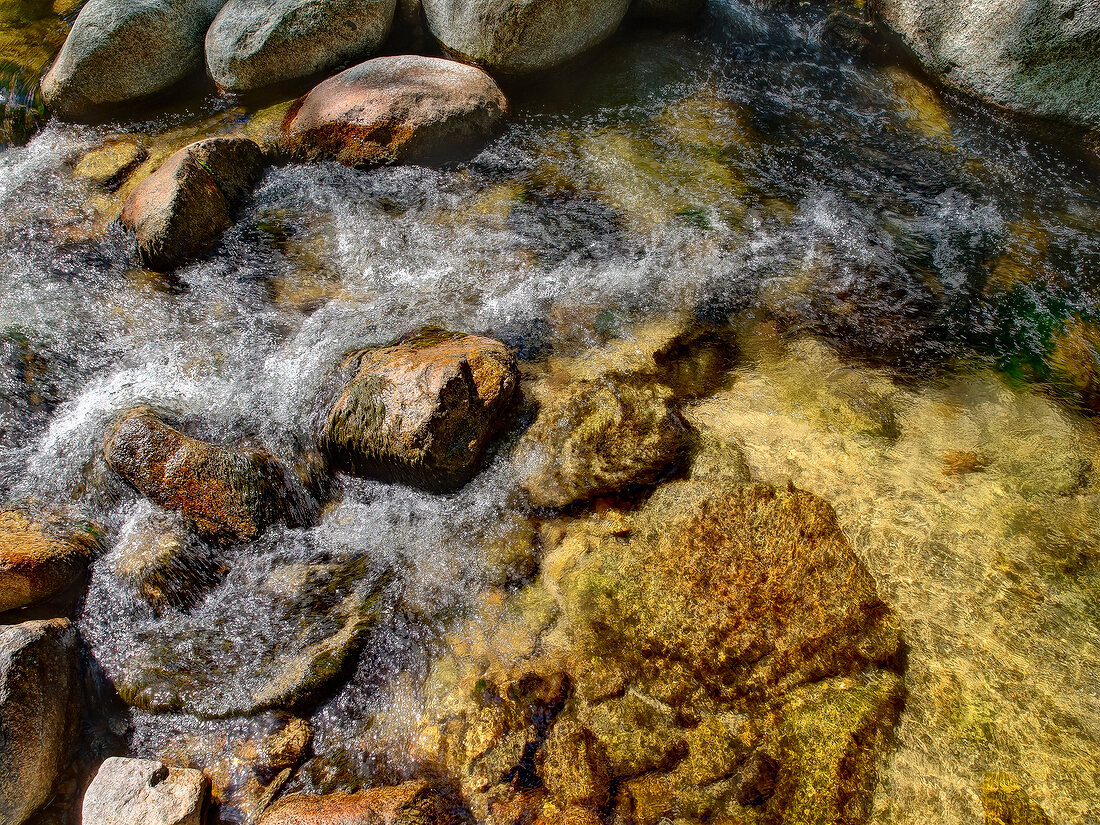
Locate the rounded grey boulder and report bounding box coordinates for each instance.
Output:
[0,619,78,825]
[205,0,398,93]
[41,0,226,120]
[82,758,208,825]
[422,0,631,77]
[873,0,1100,130]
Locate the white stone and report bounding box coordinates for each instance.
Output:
[82,758,208,825]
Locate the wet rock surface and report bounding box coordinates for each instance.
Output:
[104,407,305,545]
[514,373,689,508]
[206,0,397,93]
[281,56,508,166]
[118,137,265,270]
[422,0,631,77]
[0,510,96,612]
[321,329,519,490]
[40,0,225,119]
[874,0,1100,130]
[258,781,461,825]
[81,757,209,825]
[0,618,78,825]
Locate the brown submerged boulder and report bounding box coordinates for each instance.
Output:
[0,511,97,613]
[282,55,507,166]
[0,619,78,825]
[118,137,265,270]
[104,408,303,544]
[258,781,459,825]
[321,329,519,489]
[514,374,689,509]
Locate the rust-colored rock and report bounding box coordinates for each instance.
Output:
[321,328,519,490]
[282,55,507,167]
[0,511,97,613]
[104,408,304,544]
[118,137,264,270]
[258,781,460,825]
[565,481,900,704]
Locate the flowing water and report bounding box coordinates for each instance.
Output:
[1,1,1099,823]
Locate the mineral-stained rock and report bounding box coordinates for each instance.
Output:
[0,619,78,825]
[321,329,519,490]
[514,374,689,509]
[205,0,397,93]
[258,781,459,825]
[118,137,265,270]
[422,0,630,77]
[564,480,900,704]
[81,757,209,825]
[104,407,304,545]
[981,772,1055,825]
[579,691,685,779]
[0,510,97,612]
[535,714,610,809]
[281,56,507,167]
[40,0,226,119]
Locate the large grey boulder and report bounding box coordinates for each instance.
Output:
[422,0,631,77]
[873,0,1100,130]
[40,0,226,120]
[0,619,78,825]
[205,0,398,93]
[82,758,208,825]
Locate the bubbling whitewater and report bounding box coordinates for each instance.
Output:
[1,3,1099,825]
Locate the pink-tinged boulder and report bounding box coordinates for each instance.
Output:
[282,55,507,166]
[118,137,264,270]
[258,781,460,825]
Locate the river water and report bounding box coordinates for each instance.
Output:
[1,1,1098,824]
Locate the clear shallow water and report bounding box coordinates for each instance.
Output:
[1,2,1099,823]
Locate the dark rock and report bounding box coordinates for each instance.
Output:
[0,619,78,825]
[118,137,265,270]
[104,407,304,545]
[321,329,519,490]
[282,55,507,167]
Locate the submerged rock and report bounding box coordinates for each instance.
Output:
[0,619,78,825]
[40,0,225,119]
[81,758,209,825]
[422,0,630,77]
[282,55,507,166]
[104,407,304,545]
[258,781,459,825]
[981,772,1054,825]
[205,0,397,93]
[109,507,224,611]
[514,374,689,508]
[875,0,1100,130]
[118,137,265,270]
[321,329,519,490]
[0,510,96,613]
[155,712,311,824]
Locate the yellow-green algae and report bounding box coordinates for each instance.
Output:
[685,330,1099,824]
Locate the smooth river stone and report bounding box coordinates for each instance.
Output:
[282,55,508,166]
[205,0,397,93]
[82,758,208,825]
[0,511,95,612]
